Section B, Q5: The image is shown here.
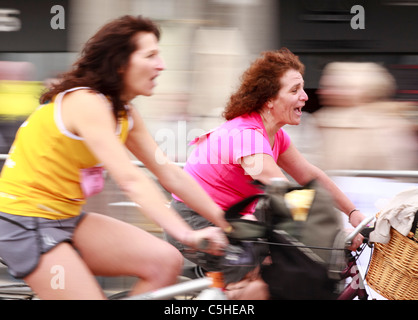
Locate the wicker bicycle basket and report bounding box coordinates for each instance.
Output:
[366,227,418,300]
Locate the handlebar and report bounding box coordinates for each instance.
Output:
[345,215,375,247]
[201,177,377,252]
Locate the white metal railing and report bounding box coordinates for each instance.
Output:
[325,169,418,179]
[1,154,417,179]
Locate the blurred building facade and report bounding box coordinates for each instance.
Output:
[1,0,417,163]
[0,0,281,161]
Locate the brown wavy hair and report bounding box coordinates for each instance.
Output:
[223,48,305,120]
[40,15,160,119]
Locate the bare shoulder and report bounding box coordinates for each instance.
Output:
[61,88,111,112]
[60,88,114,136]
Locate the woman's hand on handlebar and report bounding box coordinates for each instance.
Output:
[185,227,229,256]
[346,232,364,251]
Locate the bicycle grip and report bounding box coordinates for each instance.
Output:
[345,215,375,245]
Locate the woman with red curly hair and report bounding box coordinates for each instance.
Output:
[169,48,366,299]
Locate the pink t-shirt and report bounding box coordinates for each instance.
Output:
[173,112,291,214]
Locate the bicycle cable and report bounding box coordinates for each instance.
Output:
[244,239,346,251]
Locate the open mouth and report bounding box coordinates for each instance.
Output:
[150,74,159,86]
[294,106,303,116]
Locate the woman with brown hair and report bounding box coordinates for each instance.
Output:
[0,15,230,299]
[168,48,366,299]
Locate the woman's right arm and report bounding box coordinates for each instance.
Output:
[124,106,230,231]
[61,90,227,254]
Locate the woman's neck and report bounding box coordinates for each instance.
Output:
[260,108,283,137]
[259,108,283,147]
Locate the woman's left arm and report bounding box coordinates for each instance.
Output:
[125,107,230,231]
[277,143,365,228]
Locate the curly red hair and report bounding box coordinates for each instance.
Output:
[223,48,305,120]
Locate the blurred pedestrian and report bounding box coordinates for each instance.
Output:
[315,62,418,171]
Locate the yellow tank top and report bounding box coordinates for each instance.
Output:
[0,87,132,219]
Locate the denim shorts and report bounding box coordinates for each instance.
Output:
[0,211,86,279]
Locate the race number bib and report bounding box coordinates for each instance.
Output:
[80,166,104,198]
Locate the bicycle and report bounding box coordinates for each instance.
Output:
[105,216,374,300]
[110,176,377,301]
[0,217,375,301]
[0,178,377,300]
[0,257,36,300]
